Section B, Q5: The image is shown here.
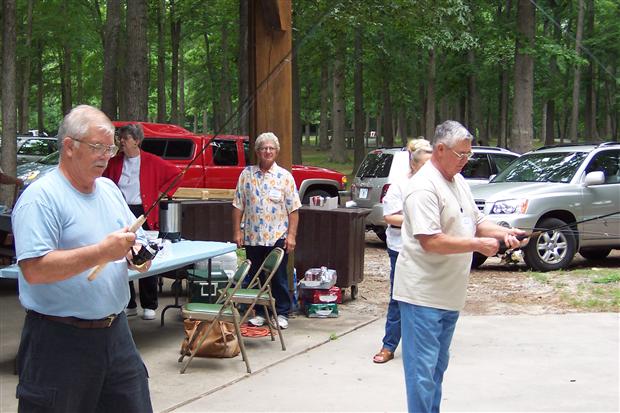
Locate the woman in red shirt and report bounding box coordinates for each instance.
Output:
[103,123,180,320]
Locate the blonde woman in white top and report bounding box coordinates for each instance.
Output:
[373,138,432,364]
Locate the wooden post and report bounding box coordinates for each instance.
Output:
[248,0,292,170]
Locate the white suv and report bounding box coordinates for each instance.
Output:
[471,142,620,271]
[351,146,520,242]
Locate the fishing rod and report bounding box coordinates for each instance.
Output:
[498,210,620,253]
[88,3,342,281]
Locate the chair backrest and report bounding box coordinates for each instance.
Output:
[216,259,252,304]
[246,247,285,290]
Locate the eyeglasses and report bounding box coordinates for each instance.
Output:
[71,137,118,157]
[450,149,473,160]
[258,146,277,152]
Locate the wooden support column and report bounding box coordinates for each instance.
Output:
[248,0,293,170]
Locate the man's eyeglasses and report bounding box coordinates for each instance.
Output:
[450,149,473,160]
[71,137,118,157]
[258,146,277,152]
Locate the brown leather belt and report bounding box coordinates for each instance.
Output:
[28,310,120,329]
[389,225,401,229]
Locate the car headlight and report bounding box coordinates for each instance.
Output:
[19,170,40,182]
[490,199,528,214]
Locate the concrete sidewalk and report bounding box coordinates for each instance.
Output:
[1,277,619,412]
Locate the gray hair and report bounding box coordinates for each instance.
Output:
[433,120,473,148]
[118,123,144,145]
[57,105,114,148]
[255,132,280,152]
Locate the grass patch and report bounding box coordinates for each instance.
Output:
[526,267,620,311]
[301,146,356,185]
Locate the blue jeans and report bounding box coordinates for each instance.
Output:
[381,248,401,352]
[244,239,291,317]
[399,302,460,413]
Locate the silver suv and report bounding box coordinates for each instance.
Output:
[471,143,620,271]
[351,146,520,242]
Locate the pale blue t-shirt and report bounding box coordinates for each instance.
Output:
[12,168,145,319]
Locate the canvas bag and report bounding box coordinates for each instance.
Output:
[181,319,240,358]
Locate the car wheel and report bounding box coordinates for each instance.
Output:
[302,189,332,204]
[374,227,387,244]
[471,252,488,269]
[579,247,612,261]
[523,217,576,271]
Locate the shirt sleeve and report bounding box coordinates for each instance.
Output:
[232,169,248,210]
[284,173,301,214]
[13,199,60,262]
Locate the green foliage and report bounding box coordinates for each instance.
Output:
[3,0,619,144]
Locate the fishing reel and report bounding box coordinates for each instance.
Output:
[130,241,162,267]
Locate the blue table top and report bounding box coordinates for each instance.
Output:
[0,240,237,281]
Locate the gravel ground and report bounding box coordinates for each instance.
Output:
[352,232,620,316]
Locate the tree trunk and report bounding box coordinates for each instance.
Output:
[467,50,482,144]
[545,100,555,145]
[397,108,407,146]
[584,0,597,139]
[156,0,166,123]
[76,52,84,103]
[19,0,34,133]
[382,78,394,148]
[425,48,436,140]
[101,0,120,120]
[292,42,302,164]
[60,46,72,115]
[204,33,220,131]
[318,62,330,150]
[497,0,511,148]
[117,28,128,120]
[125,0,149,121]
[170,0,181,125]
[179,47,185,126]
[237,0,249,135]
[510,0,535,154]
[1,0,17,205]
[330,52,347,162]
[219,22,233,133]
[353,26,365,173]
[569,0,584,143]
[36,42,44,132]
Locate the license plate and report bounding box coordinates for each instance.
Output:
[359,188,368,199]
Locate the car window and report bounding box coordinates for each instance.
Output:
[491,154,518,173]
[212,139,238,166]
[142,138,194,160]
[244,141,250,163]
[38,151,60,165]
[494,152,588,183]
[461,154,490,179]
[356,153,393,178]
[585,150,620,184]
[18,139,55,156]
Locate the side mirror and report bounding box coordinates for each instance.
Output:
[584,171,605,186]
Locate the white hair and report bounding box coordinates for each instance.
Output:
[57,105,114,149]
[255,132,280,151]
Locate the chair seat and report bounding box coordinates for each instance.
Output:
[182,302,236,321]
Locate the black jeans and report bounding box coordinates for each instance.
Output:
[16,311,152,412]
[127,204,158,310]
[244,239,292,317]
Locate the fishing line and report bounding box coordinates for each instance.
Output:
[89,2,344,280]
[528,0,616,81]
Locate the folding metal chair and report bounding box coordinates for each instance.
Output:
[223,247,286,351]
[178,259,252,374]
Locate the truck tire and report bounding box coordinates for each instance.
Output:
[471,252,488,269]
[579,247,612,261]
[523,217,577,271]
[302,189,332,204]
[374,227,387,244]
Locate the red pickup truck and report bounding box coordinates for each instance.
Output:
[112,121,347,203]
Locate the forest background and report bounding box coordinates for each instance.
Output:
[1,0,619,202]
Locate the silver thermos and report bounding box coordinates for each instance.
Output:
[158,199,182,242]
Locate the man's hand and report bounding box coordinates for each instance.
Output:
[474,237,500,257]
[233,230,243,249]
[98,227,136,263]
[503,227,529,250]
[126,244,153,273]
[284,234,296,253]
